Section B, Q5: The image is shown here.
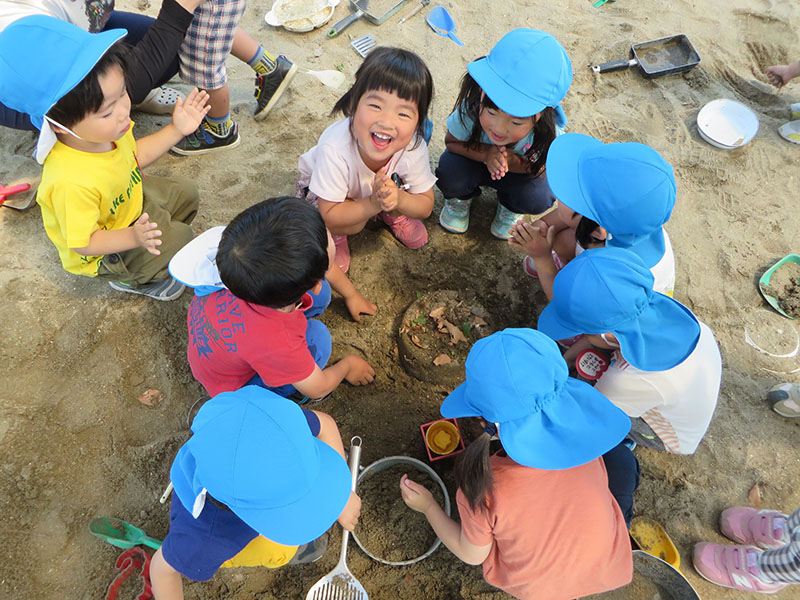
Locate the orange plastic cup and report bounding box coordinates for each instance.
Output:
[425,420,460,455]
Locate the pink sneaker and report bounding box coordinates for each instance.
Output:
[522,252,565,279]
[379,212,428,249]
[720,507,788,550]
[333,234,350,273]
[693,543,786,593]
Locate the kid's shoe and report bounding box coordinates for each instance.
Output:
[778,120,800,145]
[133,86,182,115]
[720,507,788,549]
[767,382,800,417]
[439,198,472,233]
[254,55,298,121]
[379,212,428,248]
[333,234,350,273]
[693,543,787,593]
[288,532,329,565]
[523,252,566,278]
[108,278,185,301]
[490,204,523,240]
[171,121,241,156]
[791,102,800,120]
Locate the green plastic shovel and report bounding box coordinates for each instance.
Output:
[88,517,162,550]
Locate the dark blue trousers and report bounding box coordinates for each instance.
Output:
[435,149,556,215]
[602,442,640,528]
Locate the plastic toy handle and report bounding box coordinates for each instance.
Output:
[592,58,637,73]
[140,535,163,550]
[447,32,464,47]
[327,10,362,38]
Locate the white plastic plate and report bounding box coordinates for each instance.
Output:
[697,98,759,149]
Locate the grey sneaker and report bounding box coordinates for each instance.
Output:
[254,55,298,121]
[108,278,186,301]
[288,532,329,565]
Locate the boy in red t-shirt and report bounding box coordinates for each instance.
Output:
[170,196,377,402]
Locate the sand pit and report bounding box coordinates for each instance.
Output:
[2,1,800,599]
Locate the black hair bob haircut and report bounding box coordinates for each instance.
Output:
[452,70,556,177]
[216,197,329,308]
[332,46,433,148]
[47,41,130,128]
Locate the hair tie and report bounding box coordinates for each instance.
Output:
[483,422,498,436]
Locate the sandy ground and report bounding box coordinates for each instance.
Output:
[1,0,800,598]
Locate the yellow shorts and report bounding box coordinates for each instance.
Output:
[221,535,298,569]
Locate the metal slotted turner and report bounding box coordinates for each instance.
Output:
[351,34,376,58]
[306,436,368,600]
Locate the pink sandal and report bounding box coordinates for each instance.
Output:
[720,507,787,550]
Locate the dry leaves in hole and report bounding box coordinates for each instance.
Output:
[433,353,452,366]
[410,334,429,349]
[748,482,763,508]
[440,319,467,344]
[472,315,487,327]
[138,388,162,407]
[429,306,446,319]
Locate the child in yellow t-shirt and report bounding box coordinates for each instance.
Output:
[0,16,209,300]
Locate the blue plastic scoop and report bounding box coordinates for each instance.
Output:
[425,6,463,46]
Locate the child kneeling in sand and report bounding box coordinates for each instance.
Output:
[150,387,361,597]
[170,196,376,403]
[538,248,722,454]
[511,134,676,297]
[401,329,637,600]
[296,46,436,272]
[0,16,210,301]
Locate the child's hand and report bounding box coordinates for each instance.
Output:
[337,492,361,531]
[344,355,375,385]
[400,474,436,513]
[132,212,163,255]
[508,220,555,258]
[766,64,797,88]
[371,167,399,213]
[486,145,508,180]
[171,88,211,135]
[345,291,377,322]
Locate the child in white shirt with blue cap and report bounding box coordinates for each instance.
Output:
[511,134,677,297]
[538,247,721,454]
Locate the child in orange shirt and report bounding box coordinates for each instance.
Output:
[401,329,637,600]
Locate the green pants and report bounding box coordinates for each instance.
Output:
[96,176,198,286]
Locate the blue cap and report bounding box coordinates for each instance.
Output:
[0,15,126,129]
[441,329,630,470]
[546,134,676,267]
[468,28,572,119]
[170,387,352,546]
[538,248,700,371]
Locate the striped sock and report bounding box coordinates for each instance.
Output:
[204,114,232,137]
[247,46,277,75]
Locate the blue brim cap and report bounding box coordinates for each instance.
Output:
[171,387,351,546]
[440,329,630,470]
[0,16,127,128]
[546,133,675,266]
[444,377,630,470]
[537,248,700,371]
[606,230,666,267]
[468,28,572,118]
